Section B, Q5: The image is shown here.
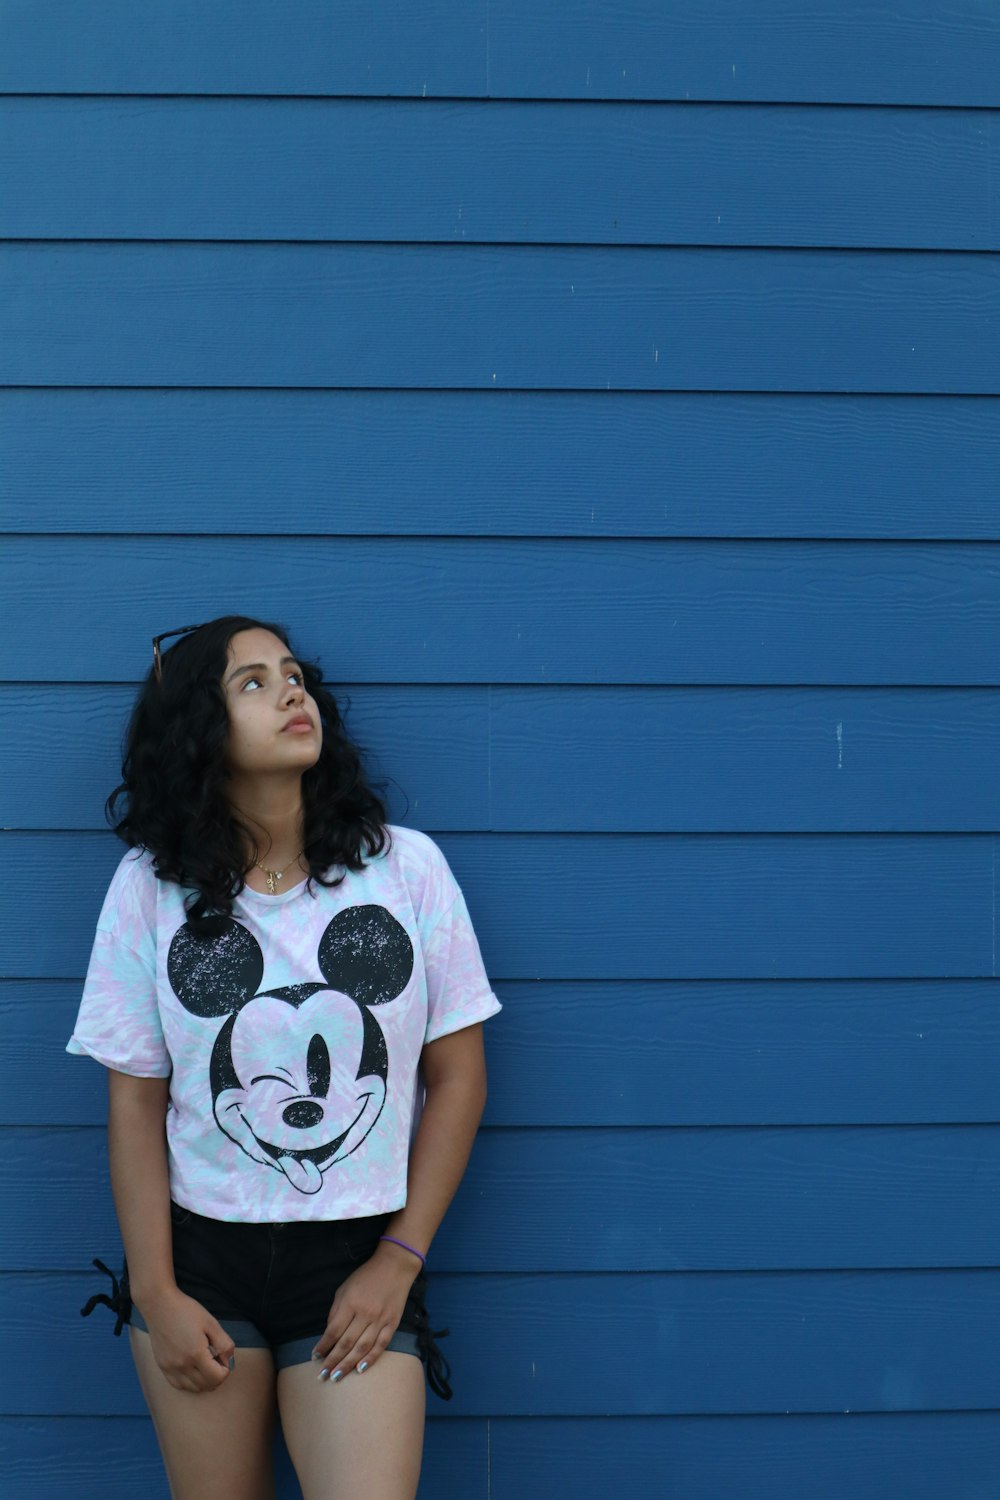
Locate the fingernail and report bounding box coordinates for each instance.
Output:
[358,1361,369,1373]
[331,1369,344,1383]
[318,1368,330,1382]
[311,1349,321,1361]
[228,1355,235,1371]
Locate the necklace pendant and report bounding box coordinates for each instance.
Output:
[267,870,279,895]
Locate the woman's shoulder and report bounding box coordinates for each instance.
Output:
[369,824,463,919]
[381,823,445,865]
[93,844,161,941]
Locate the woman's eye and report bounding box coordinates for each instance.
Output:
[240,676,262,692]
[288,670,303,685]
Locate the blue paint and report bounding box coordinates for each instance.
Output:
[3,2,997,1495]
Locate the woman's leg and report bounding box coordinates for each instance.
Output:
[130,1327,278,1500]
[277,1350,425,1500]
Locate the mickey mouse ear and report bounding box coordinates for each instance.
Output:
[317,905,414,1007]
[168,919,265,1017]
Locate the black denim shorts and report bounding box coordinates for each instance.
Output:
[83,1202,452,1397]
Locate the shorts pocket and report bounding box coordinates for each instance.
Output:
[169,1200,194,1229]
[339,1213,390,1264]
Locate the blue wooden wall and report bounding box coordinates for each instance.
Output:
[2,3,1000,1496]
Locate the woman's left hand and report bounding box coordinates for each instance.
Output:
[312,1239,422,1382]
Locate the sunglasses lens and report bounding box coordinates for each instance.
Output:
[152,623,205,679]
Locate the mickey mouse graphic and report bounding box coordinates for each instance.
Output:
[167,904,414,1195]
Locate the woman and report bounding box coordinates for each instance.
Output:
[67,615,501,1500]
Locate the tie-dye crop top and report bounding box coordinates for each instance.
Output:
[67,824,502,1221]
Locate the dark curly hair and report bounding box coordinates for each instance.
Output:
[106,615,390,933]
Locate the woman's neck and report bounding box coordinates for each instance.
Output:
[226,772,306,867]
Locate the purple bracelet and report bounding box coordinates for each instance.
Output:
[379,1234,426,1268]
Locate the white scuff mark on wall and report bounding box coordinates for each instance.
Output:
[732,64,737,79]
[654,348,659,362]
[836,721,843,769]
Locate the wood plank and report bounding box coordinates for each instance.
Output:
[4,1269,998,1415]
[4,244,1000,392]
[485,686,1000,832]
[6,391,1000,539]
[3,831,994,980]
[8,685,1000,834]
[3,99,996,250]
[0,1416,485,1500]
[5,1413,999,1500]
[5,538,1000,686]
[11,978,1000,1128]
[7,1124,1000,1273]
[0,685,490,832]
[489,1413,1000,1500]
[1,1,996,105]
[0,0,486,96]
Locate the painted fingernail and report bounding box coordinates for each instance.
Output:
[358,1361,369,1373]
[318,1368,330,1382]
[311,1349,321,1360]
[331,1369,344,1383]
[228,1355,235,1371]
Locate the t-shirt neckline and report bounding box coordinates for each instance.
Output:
[237,875,311,908]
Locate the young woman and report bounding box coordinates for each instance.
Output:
[68,615,501,1500]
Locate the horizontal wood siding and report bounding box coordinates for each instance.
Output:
[1,1,998,104]
[5,391,1000,539]
[3,4,997,1497]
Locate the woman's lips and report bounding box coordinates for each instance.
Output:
[282,716,314,733]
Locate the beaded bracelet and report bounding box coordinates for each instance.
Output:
[379,1234,426,1268]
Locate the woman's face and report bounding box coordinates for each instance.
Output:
[222,627,322,778]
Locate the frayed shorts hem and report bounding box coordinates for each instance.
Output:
[129,1309,421,1371]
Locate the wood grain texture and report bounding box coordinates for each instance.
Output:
[3,99,996,249]
[5,1269,999,1415]
[6,390,1000,539]
[5,1412,999,1500]
[8,685,1000,833]
[7,1123,1000,1273]
[4,243,1000,392]
[10,978,1000,1128]
[5,537,1000,686]
[3,830,994,980]
[489,1413,1000,1500]
[1,0,997,104]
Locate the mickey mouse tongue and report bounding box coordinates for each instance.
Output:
[281,1155,324,1194]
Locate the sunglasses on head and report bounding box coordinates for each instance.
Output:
[151,623,205,683]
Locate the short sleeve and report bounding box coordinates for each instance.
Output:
[66,850,171,1077]
[420,877,502,1045]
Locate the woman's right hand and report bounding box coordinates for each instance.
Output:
[136,1285,236,1393]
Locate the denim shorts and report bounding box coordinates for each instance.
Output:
[86,1202,451,1396]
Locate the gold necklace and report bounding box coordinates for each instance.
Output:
[253,852,304,896]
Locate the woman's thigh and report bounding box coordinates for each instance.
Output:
[130,1327,277,1500]
[277,1350,425,1500]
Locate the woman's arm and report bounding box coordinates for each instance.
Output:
[312,1023,487,1380]
[108,1070,235,1392]
[380,1021,488,1262]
